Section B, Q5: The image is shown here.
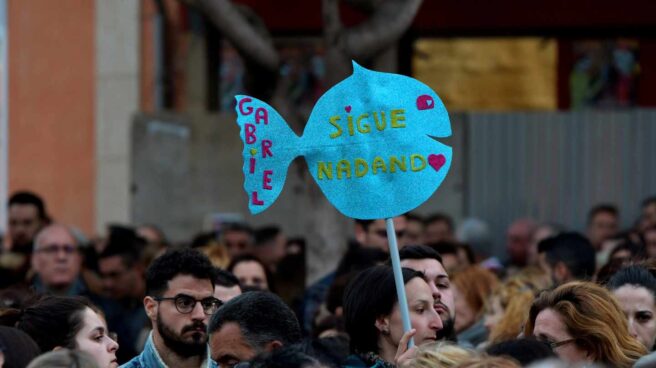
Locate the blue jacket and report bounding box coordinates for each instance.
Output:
[121,332,217,368]
[342,354,394,368]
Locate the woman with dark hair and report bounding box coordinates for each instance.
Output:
[228,254,274,291]
[524,281,646,367]
[0,326,41,368]
[607,264,656,350]
[343,265,442,367]
[0,295,119,368]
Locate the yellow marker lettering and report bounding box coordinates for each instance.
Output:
[389,156,407,173]
[372,156,387,174]
[337,160,352,179]
[329,116,343,139]
[391,109,406,128]
[355,158,369,177]
[356,113,371,134]
[317,162,333,180]
[410,154,426,171]
[347,115,355,136]
[375,111,387,131]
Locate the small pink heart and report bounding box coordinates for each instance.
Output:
[345,105,352,113]
[428,154,446,171]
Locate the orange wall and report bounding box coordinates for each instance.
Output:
[8,1,95,234]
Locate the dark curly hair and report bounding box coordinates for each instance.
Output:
[145,248,216,297]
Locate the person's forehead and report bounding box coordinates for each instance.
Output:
[165,274,214,296]
[98,255,128,270]
[534,308,567,336]
[614,285,655,306]
[80,307,106,331]
[38,227,76,245]
[406,278,432,301]
[8,204,39,218]
[593,211,617,222]
[225,229,250,238]
[401,258,447,277]
[211,322,252,352]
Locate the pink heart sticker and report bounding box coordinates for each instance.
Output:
[345,105,352,113]
[416,95,435,110]
[428,154,446,172]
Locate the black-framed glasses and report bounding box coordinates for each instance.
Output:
[539,337,577,349]
[154,294,222,315]
[34,244,79,255]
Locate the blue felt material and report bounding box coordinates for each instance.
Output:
[235,62,452,219]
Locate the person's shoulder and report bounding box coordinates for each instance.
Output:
[635,351,656,368]
[341,354,369,368]
[119,355,143,368]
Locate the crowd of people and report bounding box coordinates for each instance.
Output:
[1,190,656,368]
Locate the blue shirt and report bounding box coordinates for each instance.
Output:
[121,332,217,368]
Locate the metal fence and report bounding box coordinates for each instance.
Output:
[465,109,656,257]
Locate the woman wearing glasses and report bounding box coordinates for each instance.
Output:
[342,265,442,367]
[524,281,646,367]
[0,295,119,368]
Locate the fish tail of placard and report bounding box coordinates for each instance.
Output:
[234,95,301,215]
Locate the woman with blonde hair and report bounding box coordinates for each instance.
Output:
[408,341,475,368]
[484,278,536,343]
[451,266,499,347]
[27,349,99,368]
[524,281,647,367]
[455,356,520,368]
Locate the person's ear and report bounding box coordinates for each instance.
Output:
[335,306,344,317]
[355,223,367,246]
[264,340,283,352]
[144,296,158,321]
[554,262,569,283]
[375,316,390,335]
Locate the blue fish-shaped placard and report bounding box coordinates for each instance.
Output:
[235,62,452,220]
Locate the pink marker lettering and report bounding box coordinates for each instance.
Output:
[262,140,273,158]
[245,124,257,144]
[251,191,264,205]
[255,108,269,125]
[249,157,256,174]
[239,97,253,115]
[263,170,273,190]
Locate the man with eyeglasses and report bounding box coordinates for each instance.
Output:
[31,223,85,295]
[122,248,219,368]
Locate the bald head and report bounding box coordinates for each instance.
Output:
[32,224,82,290]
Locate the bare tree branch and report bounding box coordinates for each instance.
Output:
[343,0,423,60]
[194,0,280,71]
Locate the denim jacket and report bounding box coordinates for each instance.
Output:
[120,332,217,368]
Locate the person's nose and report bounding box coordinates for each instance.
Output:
[430,282,441,301]
[108,336,119,352]
[190,300,206,320]
[628,319,638,338]
[429,308,443,331]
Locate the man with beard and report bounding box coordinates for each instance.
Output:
[399,245,457,342]
[122,248,219,368]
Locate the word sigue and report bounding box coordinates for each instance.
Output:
[328,108,406,138]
